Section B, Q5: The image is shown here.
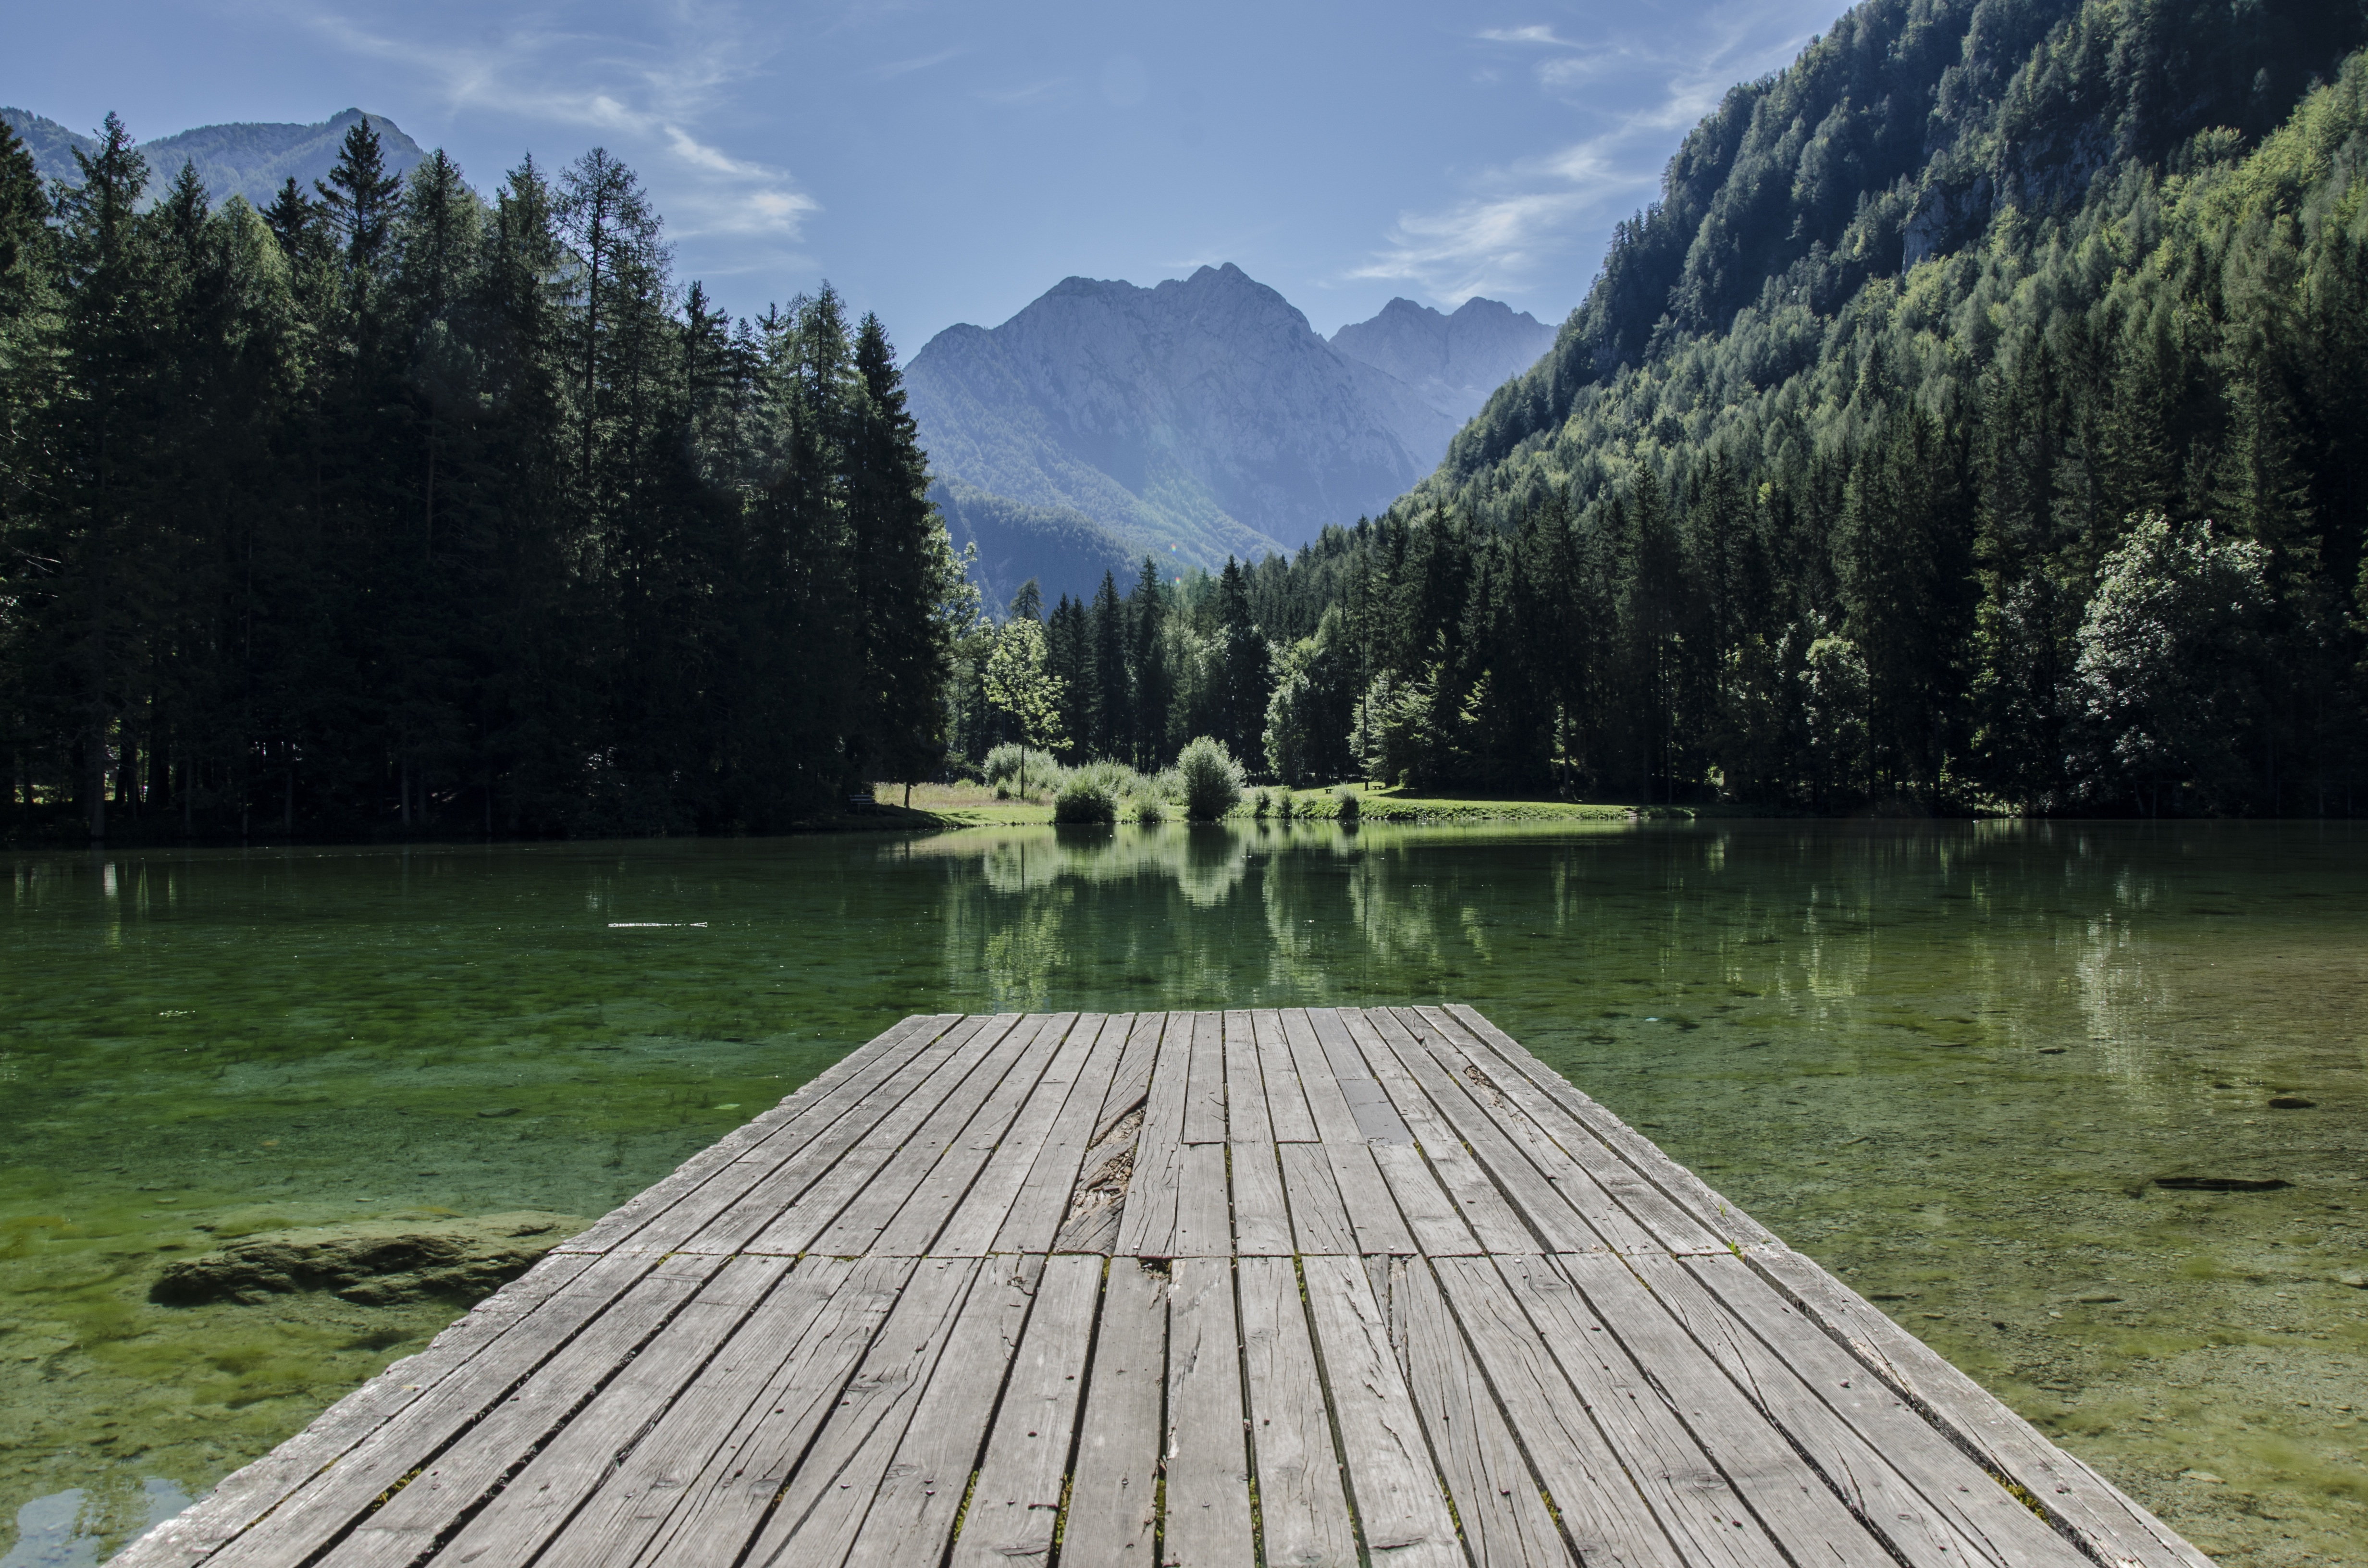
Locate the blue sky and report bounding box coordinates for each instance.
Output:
[5,0,1844,347]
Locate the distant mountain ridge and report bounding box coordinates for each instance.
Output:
[908,264,1554,603]
[0,107,425,210]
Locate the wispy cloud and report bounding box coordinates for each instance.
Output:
[280,0,823,245]
[1360,1,1834,303]
[980,77,1070,108]
[873,47,963,81]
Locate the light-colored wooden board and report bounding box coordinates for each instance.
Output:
[921,1013,1099,1256]
[1324,1141,1418,1256]
[1279,1008,1366,1144]
[1412,1007,1725,1254]
[948,1253,1103,1568]
[1336,1010,1535,1253]
[1554,1252,1905,1568]
[1238,1256,1356,1567]
[444,1255,857,1568]
[1094,1010,1166,1143]
[1367,1143,1479,1257]
[1298,1255,1460,1568]
[1429,1255,1688,1568]
[1219,1009,1274,1145]
[1280,1140,1357,1256]
[1163,1256,1254,1567]
[1250,1008,1321,1141]
[1309,1008,1415,1144]
[1170,1141,1233,1259]
[991,1013,1136,1255]
[1182,1009,1229,1144]
[1645,1252,2091,1568]
[740,1012,1032,1256]
[1749,1243,2219,1568]
[1059,1258,1165,1564]
[1228,1139,1294,1257]
[331,1253,787,1568]
[1443,1004,1779,1249]
[720,1256,982,1568]
[1112,1013,1190,1257]
[596,1257,915,1568]
[842,1254,1046,1567]
[1383,1257,1575,1568]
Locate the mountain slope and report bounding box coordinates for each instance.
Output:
[0,107,424,209]
[904,264,1483,587]
[1329,296,1554,428]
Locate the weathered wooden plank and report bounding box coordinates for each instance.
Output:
[1484,1253,1774,1568]
[842,1254,1046,1567]
[1229,1139,1294,1257]
[1251,1007,1321,1141]
[1750,1243,2218,1568]
[719,1256,982,1568]
[948,1254,1103,1568]
[1554,1252,1903,1568]
[866,1013,1076,1257]
[1220,1008,1273,1145]
[1238,1257,1356,1567]
[1412,1007,1724,1254]
[547,1256,909,1568]
[1310,1008,1415,1143]
[1353,1010,1598,1254]
[196,1250,680,1568]
[1337,1010,1534,1254]
[1093,1011,1167,1143]
[1384,1257,1575,1568]
[579,1014,965,1257]
[110,1250,605,1568]
[1164,1256,1254,1566]
[1443,1003,1778,1249]
[740,1013,1031,1256]
[1429,1255,1687,1568]
[1059,1258,1165,1565]
[332,1254,788,1568]
[1383,1008,1661,1255]
[991,1013,1136,1255]
[1647,1252,2090,1568]
[785,1013,1043,1257]
[1325,1141,1417,1256]
[926,1013,1099,1257]
[1298,1255,1459,1568]
[440,1255,854,1568]
[1280,1141,1357,1255]
[1367,1143,1479,1257]
[1171,1141,1233,1259]
[1181,1009,1228,1144]
[1279,1007,1365,1144]
[1113,1013,1189,1258]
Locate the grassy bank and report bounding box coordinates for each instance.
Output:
[844,781,1696,832]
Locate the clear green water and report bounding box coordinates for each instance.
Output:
[3,822,2364,1567]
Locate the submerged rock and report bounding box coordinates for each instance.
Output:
[2267,1096,2316,1110]
[149,1211,584,1307]
[2153,1176,2292,1193]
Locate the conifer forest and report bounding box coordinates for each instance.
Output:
[10,0,2368,833]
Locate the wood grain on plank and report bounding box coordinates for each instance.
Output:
[1182,1010,1228,1145]
[1310,1009,1415,1144]
[1279,1008,1366,1144]
[948,1253,1102,1568]
[1164,1256,1254,1567]
[991,1013,1136,1255]
[925,1013,1102,1256]
[1280,1141,1357,1256]
[1229,1138,1294,1257]
[1238,1256,1357,1567]
[1385,1257,1575,1568]
[1299,1255,1461,1568]
[1113,1013,1189,1258]
[1094,1010,1167,1144]
[1325,1141,1417,1256]
[1058,1258,1165,1565]
[1336,1009,1534,1254]
[1554,1252,1902,1568]
[1220,1009,1273,1144]
[1251,1008,1320,1141]
[841,1254,1046,1567]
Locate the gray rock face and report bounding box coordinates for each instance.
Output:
[1,106,425,212]
[1329,296,1558,429]
[906,264,1470,576]
[149,1211,583,1308]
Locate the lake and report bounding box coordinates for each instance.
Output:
[2,821,2363,1567]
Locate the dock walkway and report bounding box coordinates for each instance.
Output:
[120,1007,2212,1568]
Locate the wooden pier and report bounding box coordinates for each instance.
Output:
[120,1007,2212,1568]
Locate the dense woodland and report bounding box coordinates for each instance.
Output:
[0,115,965,838]
[976,0,2368,815]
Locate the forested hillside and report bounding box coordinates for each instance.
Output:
[965,0,2368,816]
[0,114,966,839]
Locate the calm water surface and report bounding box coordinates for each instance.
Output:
[3,821,2364,1567]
